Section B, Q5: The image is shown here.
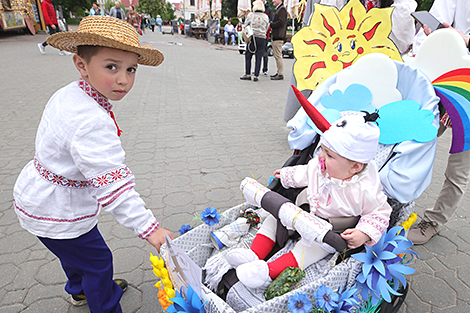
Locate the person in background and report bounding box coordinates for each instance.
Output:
[236,22,243,44]
[156,15,163,33]
[109,1,125,21]
[270,0,287,80]
[90,2,104,16]
[224,19,236,45]
[37,0,69,55]
[126,5,141,34]
[140,13,147,34]
[262,0,274,76]
[240,0,269,82]
[409,0,470,245]
[150,16,156,32]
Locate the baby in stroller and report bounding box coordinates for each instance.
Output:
[227,109,392,290]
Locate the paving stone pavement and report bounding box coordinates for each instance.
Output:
[0,26,469,313]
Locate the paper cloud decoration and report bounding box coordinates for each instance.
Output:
[377,100,437,144]
[330,53,403,109]
[321,84,375,113]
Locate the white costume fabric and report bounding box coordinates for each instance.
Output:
[280,156,391,244]
[412,0,470,54]
[319,0,417,54]
[14,80,158,239]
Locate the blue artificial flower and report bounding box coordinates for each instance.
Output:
[333,286,360,313]
[287,292,313,313]
[200,207,221,226]
[313,285,339,312]
[178,224,193,235]
[352,226,419,306]
[166,285,206,313]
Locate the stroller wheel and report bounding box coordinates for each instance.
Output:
[378,282,409,313]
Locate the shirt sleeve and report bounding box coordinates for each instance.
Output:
[355,182,392,245]
[413,0,456,53]
[389,0,418,54]
[70,114,158,239]
[280,164,310,189]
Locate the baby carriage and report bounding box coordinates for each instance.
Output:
[159,52,440,313]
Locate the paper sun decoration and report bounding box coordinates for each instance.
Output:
[291,0,402,92]
[352,226,418,306]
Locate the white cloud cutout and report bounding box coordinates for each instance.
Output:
[329,53,402,109]
[404,28,470,82]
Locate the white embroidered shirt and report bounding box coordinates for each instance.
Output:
[13,80,159,239]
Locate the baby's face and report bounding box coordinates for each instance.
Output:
[318,145,356,180]
[82,47,139,101]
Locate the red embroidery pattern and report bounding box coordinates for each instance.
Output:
[78,78,112,113]
[357,214,389,241]
[34,158,90,188]
[283,167,299,188]
[15,200,99,223]
[99,181,135,208]
[88,165,133,189]
[139,220,160,239]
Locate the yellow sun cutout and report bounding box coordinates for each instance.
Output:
[292,0,403,91]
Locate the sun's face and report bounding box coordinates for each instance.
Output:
[292,0,403,91]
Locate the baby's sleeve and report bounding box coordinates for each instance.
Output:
[280,164,310,189]
[355,184,392,245]
[70,115,158,239]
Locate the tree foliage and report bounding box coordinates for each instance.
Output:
[416,0,435,11]
[53,0,93,17]
[136,0,175,20]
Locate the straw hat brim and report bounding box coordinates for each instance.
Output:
[47,31,164,67]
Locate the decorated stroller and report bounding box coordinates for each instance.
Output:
[155,1,470,312]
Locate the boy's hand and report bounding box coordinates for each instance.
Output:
[273,169,281,179]
[340,228,370,249]
[147,227,175,253]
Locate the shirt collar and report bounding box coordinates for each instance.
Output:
[78,78,113,113]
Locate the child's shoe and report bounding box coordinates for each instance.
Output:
[236,260,272,289]
[226,248,258,268]
[71,278,128,306]
[38,43,46,55]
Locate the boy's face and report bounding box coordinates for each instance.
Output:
[73,47,138,101]
[318,145,362,180]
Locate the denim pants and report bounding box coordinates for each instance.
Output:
[245,37,267,77]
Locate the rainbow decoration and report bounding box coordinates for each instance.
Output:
[432,68,470,154]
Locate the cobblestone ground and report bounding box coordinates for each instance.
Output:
[0,26,469,313]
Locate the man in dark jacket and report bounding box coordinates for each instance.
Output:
[262,0,275,76]
[270,0,287,80]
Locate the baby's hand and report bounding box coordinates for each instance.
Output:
[147,227,175,253]
[273,169,281,179]
[340,228,370,249]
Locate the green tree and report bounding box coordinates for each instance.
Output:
[161,2,176,21]
[54,0,93,17]
[416,0,435,11]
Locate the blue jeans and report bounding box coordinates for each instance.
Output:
[225,32,235,44]
[245,37,267,77]
[38,226,123,313]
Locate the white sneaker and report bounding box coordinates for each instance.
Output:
[236,260,272,289]
[226,248,258,268]
[38,43,46,55]
[59,50,73,56]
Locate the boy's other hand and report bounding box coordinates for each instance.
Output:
[273,169,281,179]
[147,227,175,253]
[340,228,370,249]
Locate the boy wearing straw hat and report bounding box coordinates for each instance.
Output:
[13,16,173,312]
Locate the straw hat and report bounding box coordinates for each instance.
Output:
[47,16,164,66]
